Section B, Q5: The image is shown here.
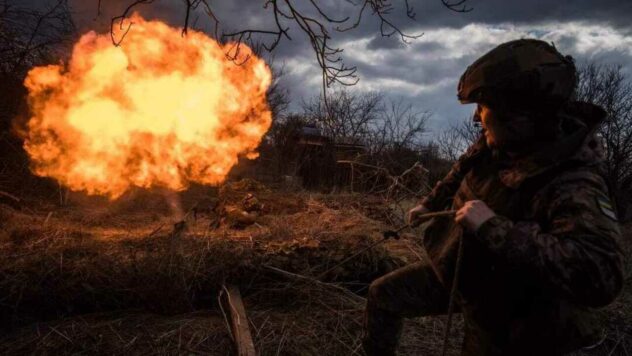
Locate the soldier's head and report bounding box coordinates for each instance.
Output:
[458,39,577,151]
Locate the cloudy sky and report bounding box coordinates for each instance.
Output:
[41,0,632,134]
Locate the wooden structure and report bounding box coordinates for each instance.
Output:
[295,125,366,189]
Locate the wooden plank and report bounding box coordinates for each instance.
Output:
[221,284,256,356]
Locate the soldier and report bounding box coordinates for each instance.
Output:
[363,39,624,356]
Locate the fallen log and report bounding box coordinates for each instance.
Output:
[219,284,256,356]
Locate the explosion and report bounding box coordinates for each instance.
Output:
[22,15,272,199]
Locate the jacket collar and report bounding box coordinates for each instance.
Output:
[494,102,606,189]
[497,126,587,188]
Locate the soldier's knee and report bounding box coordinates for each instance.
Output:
[368,275,391,306]
[368,279,381,303]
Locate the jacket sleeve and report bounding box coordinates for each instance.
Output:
[476,171,625,308]
[421,135,486,211]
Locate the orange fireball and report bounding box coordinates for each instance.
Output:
[22,15,272,199]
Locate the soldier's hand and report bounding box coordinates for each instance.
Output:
[455,200,496,232]
[408,204,430,227]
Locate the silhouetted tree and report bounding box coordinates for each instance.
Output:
[302,89,383,145]
[0,0,75,130]
[575,62,632,220]
[435,117,480,161]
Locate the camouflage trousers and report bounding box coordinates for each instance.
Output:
[363,261,450,356]
[362,261,587,356]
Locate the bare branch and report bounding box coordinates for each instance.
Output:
[0,0,75,75]
[575,61,632,220]
[441,0,473,12]
[108,0,469,95]
[110,0,154,46]
[435,118,480,161]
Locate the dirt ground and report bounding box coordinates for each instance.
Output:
[0,180,629,355]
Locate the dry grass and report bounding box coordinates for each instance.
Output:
[0,311,234,355]
[0,180,629,355]
[0,180,412,354]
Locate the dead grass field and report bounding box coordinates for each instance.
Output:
[0,180,629,355]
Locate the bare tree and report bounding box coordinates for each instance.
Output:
[0,0,75,130]
[301,89,429,158]
[266,65,290,119]
[261,114,311,176]
[300,89,433,201]
[0,0,75,76]
[302,89,384,144]
[371,99,429,149]
[0,0,75,195]
[575,62,632,220]
[368,98,429,164]
[252,46,290,120]
[435,117,481,161]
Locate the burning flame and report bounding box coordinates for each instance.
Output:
[22,15,272,199]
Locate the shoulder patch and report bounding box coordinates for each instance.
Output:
[596,196,618,222]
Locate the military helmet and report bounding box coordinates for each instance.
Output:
[458,39,576,110]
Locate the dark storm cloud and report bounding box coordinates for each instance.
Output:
[352,0,632,33]
[150,0,631,134]
[549,35,579,53]
[15,0,632,135]
[337,19,632,131]
[366,35,406,50]
[415,40,446,54]
[352,51,468,87]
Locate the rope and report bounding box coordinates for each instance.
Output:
[314,238,388,280]
[316,210,456,281]
[441,234,464,356]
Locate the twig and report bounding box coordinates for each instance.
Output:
[146,223,165,238]
[263,265,365,304]
[0,190,20,202]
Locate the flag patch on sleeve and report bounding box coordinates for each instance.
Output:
[596,197,618,222]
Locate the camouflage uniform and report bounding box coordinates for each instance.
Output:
[363,101,625,355]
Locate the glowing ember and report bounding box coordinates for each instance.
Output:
[22,15,272,199]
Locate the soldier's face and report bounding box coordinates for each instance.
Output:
[476,104,535,151]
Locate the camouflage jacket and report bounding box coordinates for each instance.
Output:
[421,102,624,355]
